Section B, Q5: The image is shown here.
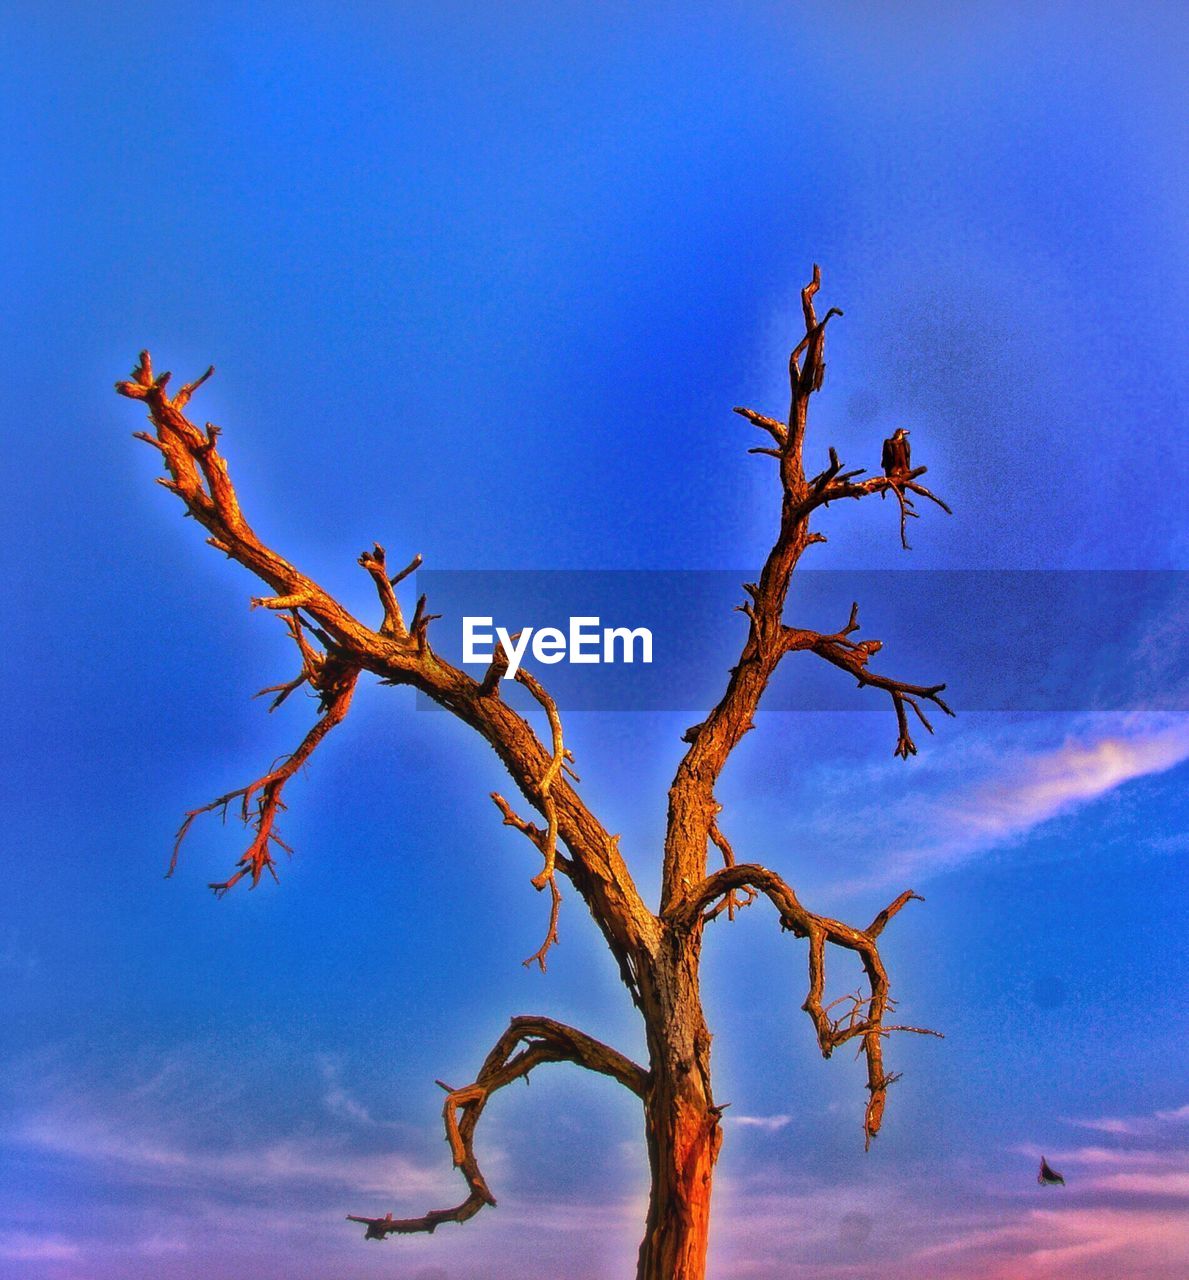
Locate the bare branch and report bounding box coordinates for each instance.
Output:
[663,267,857,913]
[253,674,306,712]
[810,633,953,760]
[674,863,939,1147]
[865,888,924,938]
[174,364,215,409]
[733,405,788,449]
[704,814,757,923]
[172,653,360,894]
[119,283,949,1270]
[477,629,521,699]
[408,593,442,652]
[521,876,563,972]
[388,551,423,586]
[779,601,954,758]
[117,355,658,964]
[358,543,407,635]
[490,791,547,853]
[665,265,952,912]
[347,1016,646,1239]
[513,668,571,969]
[801,465,953,549]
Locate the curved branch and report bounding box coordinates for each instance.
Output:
[172,637,360,894]
[346,1016,647,1239]
[675,864,940,1148]
[704,815,757,922]
[117,353,658,966]
[502,668,571,970]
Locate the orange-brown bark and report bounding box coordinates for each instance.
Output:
[117,266,949,1279]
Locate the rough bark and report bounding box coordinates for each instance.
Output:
[635,934,721,1279]
[116,266,950,1280]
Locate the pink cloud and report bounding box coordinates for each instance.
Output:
[0,1231,81,1262]
[828,714,1189,888]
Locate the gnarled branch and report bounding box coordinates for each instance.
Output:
[783,601,955,758]
[346,1015,647,1239]
[704,813,757,923]
[172,628,360,894]
[666,266,953,912]
[798,460,953,550]
[674,864,939,1147]
[663,270,842,910]
[358,542,408,635]
[117,354,657,961]
[118,273,948,1265]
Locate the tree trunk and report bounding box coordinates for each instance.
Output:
[635,932,722,1280]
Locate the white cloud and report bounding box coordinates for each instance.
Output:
[1062,1102,1189,1142]
[1015,1139,1189,1203]
[947,723,1189,845]
[731,1114,793,1132]
[1093,1171,1189,1197]
[809,714,1189,889]
[705,1155,1189,1280]
[4,1049,457,1209]
[1064,1116,1140,1136]
[16,1106,441,1196]
[318,1056,380,1127]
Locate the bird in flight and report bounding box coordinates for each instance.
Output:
[1037,1156,1066,1186]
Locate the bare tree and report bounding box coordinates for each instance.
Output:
[116,266,950,1280]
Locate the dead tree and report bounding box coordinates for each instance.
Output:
[116,266,950,1280]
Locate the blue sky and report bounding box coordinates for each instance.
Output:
[3,2,1187,1277]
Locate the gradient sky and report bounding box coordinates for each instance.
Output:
[3,3,1188,1277]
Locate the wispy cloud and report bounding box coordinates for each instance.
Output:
[1065,1115,1137,1135]
[318,1056,386,1128]
[731,1114,793,1132]
[4,1071,646,1280]
[16,1107,438,1196]
[788,713,1189,890]
[916,1206,1189,1278]
[944,721,1189,850]
[1012,1133,1189,1208]
[706,1149,1189,1280]
[1062,1101,1189,1141]
[1,1048,546,1276]
[0,1231,80,1262]
[4,1048,458,1211]
[1093,1171,1189,1197]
